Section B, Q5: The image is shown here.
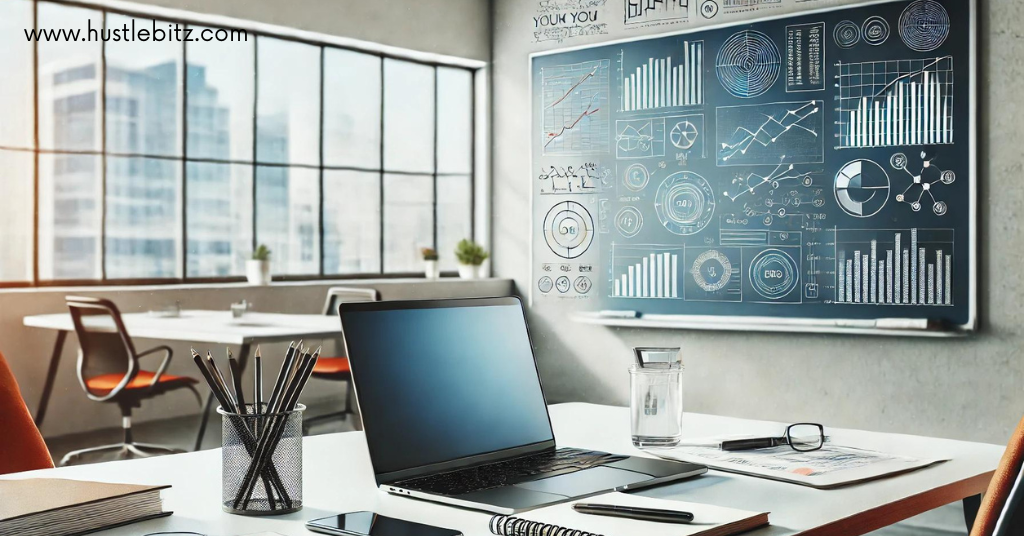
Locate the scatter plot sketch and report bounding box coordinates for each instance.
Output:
[715,30,781,99]
[723,163,817,202]
[716,101,823,166]
[837,56,954,149]
[542,60,610,155]
[890,151,955,216]
[899,0,950,52]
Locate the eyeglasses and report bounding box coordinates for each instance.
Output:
[720,423,826,452]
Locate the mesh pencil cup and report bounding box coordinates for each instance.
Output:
[219,404,304,515]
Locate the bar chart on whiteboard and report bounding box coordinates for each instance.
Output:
[837,56,954,149]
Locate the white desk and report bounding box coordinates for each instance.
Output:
[23,310,342,449]
[3,403,1003,536]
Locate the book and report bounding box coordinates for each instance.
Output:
[0,478,171,536]
[489,492,768,536]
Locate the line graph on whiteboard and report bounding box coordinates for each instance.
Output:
[542,60,611,155]
[836,56,954,149]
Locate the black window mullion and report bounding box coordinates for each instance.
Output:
[470,69,477,244]
[318,46,326,276]
[432,67,439,252]
[181,26,189,280]
[31,0,39,284]
[99,10,107,281]
[251,35,259,255]
[379,59,386,274]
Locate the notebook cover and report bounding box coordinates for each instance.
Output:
[509,492,769,536]
[0,479,169,522]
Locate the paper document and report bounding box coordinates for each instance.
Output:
[650,441,948,489]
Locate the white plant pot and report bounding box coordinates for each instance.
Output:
[424,260,440,280]
[458,264,480,280]
[246,259,271,286]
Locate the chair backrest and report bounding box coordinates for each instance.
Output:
[66,296,138,401]
[0,350,54,474]
[322,287,380,316]
[971,415,1024,536]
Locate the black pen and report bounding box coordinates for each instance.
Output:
[572,503,694,524]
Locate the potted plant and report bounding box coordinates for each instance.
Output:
[454,239,488,280]
[421,247,440,279]
[246,244,272,286]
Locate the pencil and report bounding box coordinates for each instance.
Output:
[228,349,247,414]
[254,346,263,415]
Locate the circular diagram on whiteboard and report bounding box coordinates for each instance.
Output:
[862,16,890,46]
[834,159,890,218]
[748,249,799,300]
[670,120,699,150]
[542,201,595,259]
[623,163,650,192]
[834,20,861,48]
[715,30,780,99]
[899,0,949,52]
[691,249,733,292]
[615,206,643,238]
[654,171,716,236]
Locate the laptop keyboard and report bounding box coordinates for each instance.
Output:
[393,448,626,496]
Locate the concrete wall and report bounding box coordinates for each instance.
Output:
[492,0,1021,446]
[0,278,514,437]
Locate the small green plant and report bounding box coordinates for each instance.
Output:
[421,247,439,261]
[455,239,488,266]
[251,244,271,261]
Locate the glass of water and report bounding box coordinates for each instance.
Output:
[629,364,683,448]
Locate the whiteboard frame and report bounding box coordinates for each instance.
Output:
[528,0,977,336]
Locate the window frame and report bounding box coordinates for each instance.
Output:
[0,0,480,288]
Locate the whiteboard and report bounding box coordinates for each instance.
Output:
[529,0,976,335]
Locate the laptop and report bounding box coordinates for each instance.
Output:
[338,296,707,514]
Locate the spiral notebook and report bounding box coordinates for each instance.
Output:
[489,492,768,536]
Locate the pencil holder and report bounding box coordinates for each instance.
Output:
[219,404,304,516]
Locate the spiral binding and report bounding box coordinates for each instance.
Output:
[489,514,604,536]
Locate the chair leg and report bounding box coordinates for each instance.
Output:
[302,380,359,434]
[59,405,187,466]
[59,443,130,466]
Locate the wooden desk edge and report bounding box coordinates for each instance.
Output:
[798,470,994,536]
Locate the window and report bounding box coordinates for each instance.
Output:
[2,1,478,287]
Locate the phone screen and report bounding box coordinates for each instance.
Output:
[307,512,461,536]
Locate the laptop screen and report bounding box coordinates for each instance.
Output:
[340,298,555,479]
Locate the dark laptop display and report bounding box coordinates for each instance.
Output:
[340,299,554,478]
[340,297,706,514]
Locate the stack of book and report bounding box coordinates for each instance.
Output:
[0,478,170,536]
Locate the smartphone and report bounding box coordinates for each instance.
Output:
[306,512,462,536]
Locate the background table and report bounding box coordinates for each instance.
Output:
[23,310,343,449]
[2,403,1004,536]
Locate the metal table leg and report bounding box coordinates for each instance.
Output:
[34,330,68,428]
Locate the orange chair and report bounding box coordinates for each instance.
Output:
[970,416,1024,536]
[0,350,54,474]
[302,287,379,434]
[61,296,201,465]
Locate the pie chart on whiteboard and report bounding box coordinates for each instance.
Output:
[834,159,890,218]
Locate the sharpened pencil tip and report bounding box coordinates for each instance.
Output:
[227,348,233,360]
[255,345,261,358]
